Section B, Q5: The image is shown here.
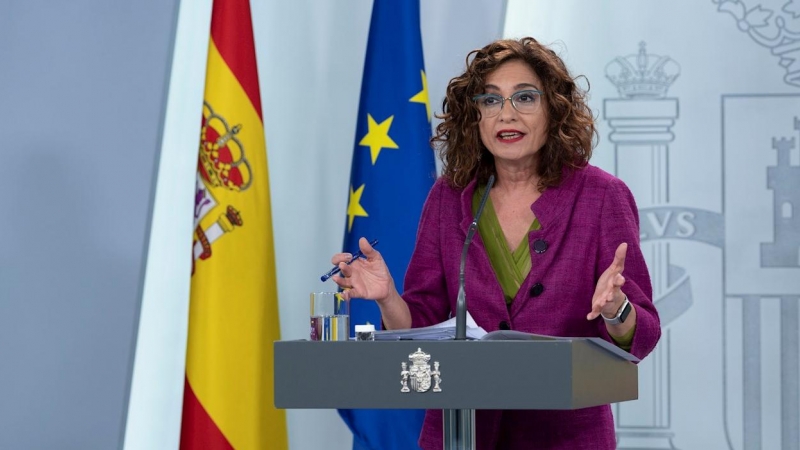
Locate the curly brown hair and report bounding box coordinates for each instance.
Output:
[432,37,596,190]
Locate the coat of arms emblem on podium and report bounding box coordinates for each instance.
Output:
[401,348,442,393]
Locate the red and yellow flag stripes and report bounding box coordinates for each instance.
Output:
[181,0,286,448]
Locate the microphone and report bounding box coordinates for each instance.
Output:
[455,174,495,340]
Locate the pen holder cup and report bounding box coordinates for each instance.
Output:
[355,324,376,341]
[310,292,349,341]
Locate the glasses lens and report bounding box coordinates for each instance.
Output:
[511,90,541,113]
[474,94,503,117]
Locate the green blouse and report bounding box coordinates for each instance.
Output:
[473,184,540,306]
[472,184,635,350]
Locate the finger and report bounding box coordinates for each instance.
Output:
[336,270,348,283]
[331,273,349,289]
[330,253,353,265]
[587,292,617,320]
[598,278,615,303]
[342,285,362,298]
[337,261,354,278]
[359,237,379,259]
[612,242,627,272]
[327,269,350,290]
[586,298,605,320]
[613,273,626,288]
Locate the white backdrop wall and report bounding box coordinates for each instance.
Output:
[11,0,798,448]
[0,1,180,449]
[506,1,800,449]
[126,1,506,449]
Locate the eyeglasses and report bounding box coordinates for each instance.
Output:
[472,89,543,117]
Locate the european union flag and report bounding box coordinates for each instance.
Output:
[338,0,435,448]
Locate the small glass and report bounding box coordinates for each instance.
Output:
[309,292,350,341]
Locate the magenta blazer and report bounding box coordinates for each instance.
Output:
[402,165,661,449]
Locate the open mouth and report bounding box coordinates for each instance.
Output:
[497,130,525,142]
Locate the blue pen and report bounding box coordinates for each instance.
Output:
[320,239,379,282]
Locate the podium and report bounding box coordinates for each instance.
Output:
[274,338,638,450]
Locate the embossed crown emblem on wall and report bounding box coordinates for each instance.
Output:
[714,0,800,88]
[199,102,253,192]
[605,42,681,99]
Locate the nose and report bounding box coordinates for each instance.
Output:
[497,97,517,122]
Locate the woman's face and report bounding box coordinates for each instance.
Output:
[477,59,549,170]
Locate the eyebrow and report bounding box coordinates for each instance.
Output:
[484,82,540,92]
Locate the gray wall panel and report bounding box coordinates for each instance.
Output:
[0,1,179,448]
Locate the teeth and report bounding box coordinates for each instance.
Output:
[499,132,520,138]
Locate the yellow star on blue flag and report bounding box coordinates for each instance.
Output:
[346,184,369,232]
[359,114,399,164]
[409,70,430,122]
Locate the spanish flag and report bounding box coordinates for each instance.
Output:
[180,0,287,448]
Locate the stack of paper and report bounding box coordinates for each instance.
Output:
[371,317,639,362]
[372,312,487,341]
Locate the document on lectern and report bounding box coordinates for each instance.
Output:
[372,312,488,340]
[479,330,558,341]
[372,315,641,362]
[481,329,640,362]
[373,314,569,342]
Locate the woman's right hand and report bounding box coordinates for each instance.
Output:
[330,237,396,303]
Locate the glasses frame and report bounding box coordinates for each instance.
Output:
[471,89,544,117]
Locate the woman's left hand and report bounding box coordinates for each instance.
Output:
[587,243,627,321]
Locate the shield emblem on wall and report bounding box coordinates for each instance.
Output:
[722,94,800,450]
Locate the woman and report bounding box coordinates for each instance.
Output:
[331,37,661,450]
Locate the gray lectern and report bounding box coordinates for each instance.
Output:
[274,338,638,450]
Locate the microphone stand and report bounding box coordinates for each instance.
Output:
[445,174,494,450]
[455,174,494,340]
